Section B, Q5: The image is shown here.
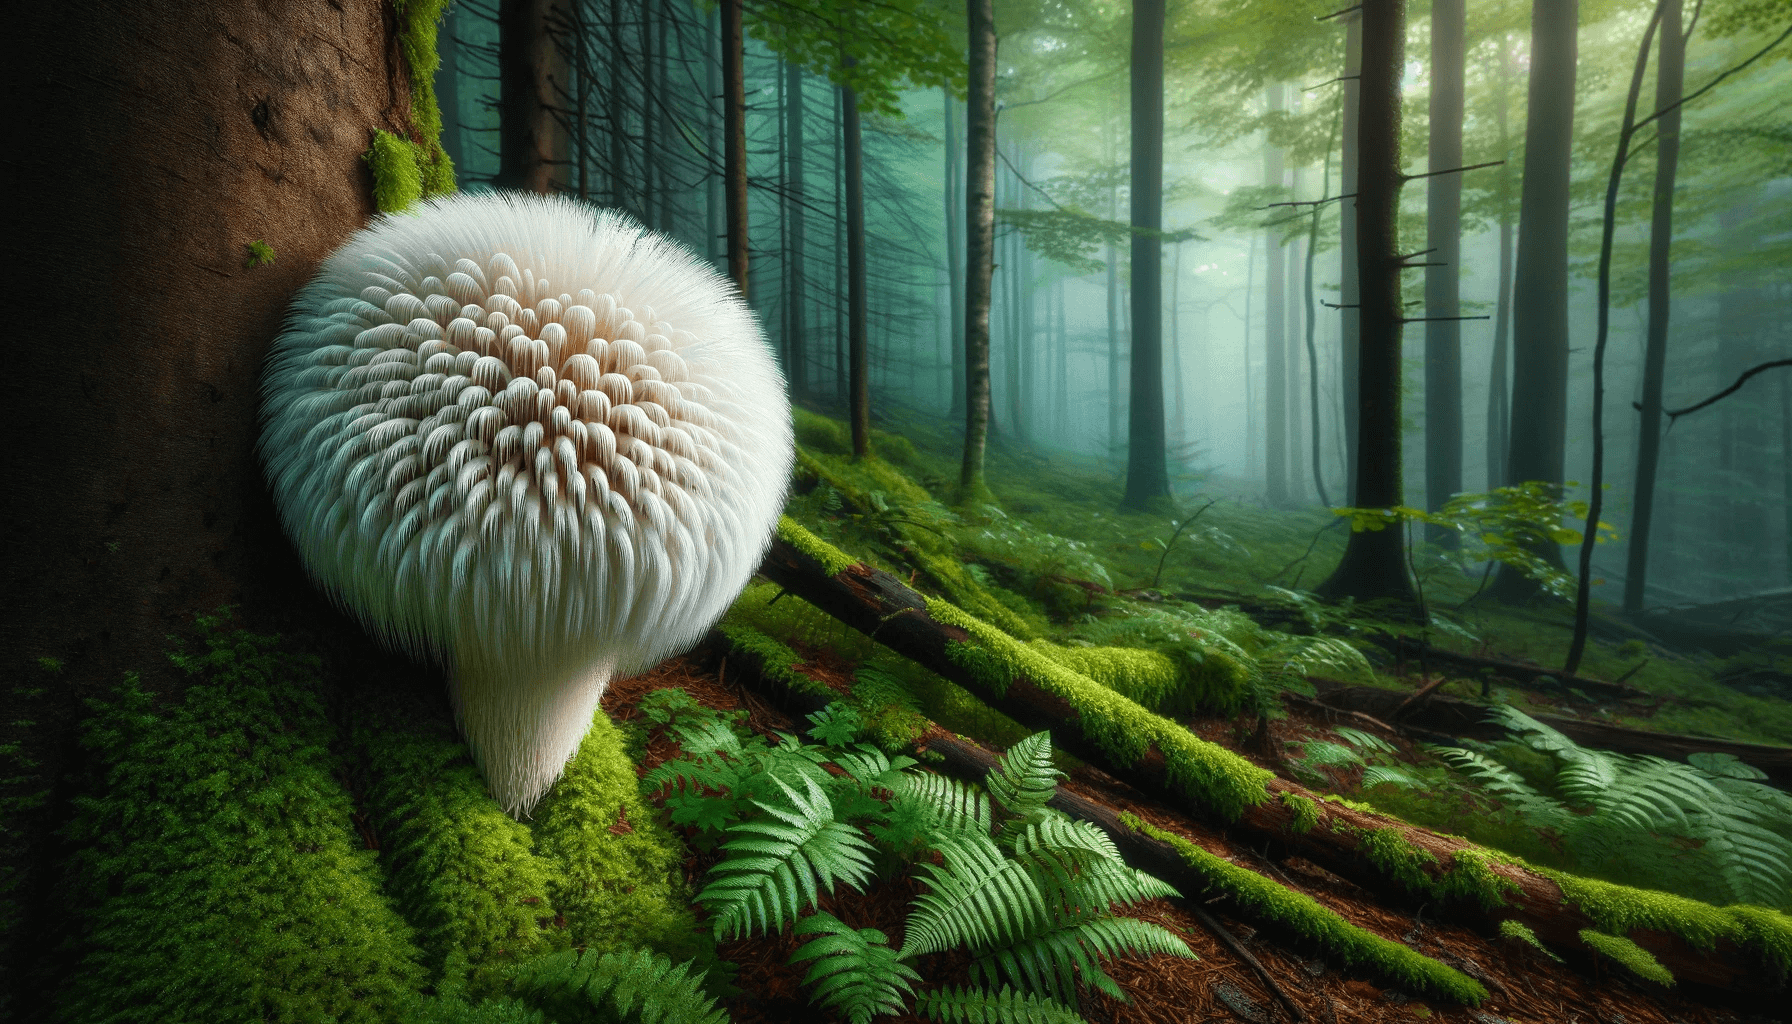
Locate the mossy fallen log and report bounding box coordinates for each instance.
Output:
[759,519,1792,1003]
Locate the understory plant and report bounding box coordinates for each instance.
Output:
[642,689,1196,1023]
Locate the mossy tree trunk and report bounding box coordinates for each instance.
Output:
[0,0,435,1013]
[958,0,996,500]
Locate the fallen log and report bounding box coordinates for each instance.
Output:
[1369,635,1651,703]
[1307,680,1792,789]
[754,520,1792,1001]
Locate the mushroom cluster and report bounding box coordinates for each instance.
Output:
[261,191,792,816]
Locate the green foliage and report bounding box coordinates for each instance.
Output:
[1577,929,1674,986]
[244,239,276,267]
[646,694,1193,1017]
[391,0,456,195]
[916,985,1089,1024]
[507,946,729,1024]
[366,128,426,213]
[1496,919,1559,960]
[55,616,425,1023]
[747,0,964,117]
[1425,706,1792,909]
[995,208,1203,275]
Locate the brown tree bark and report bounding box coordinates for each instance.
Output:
[1122,0,1170,510]
[1340,12,1363,503]
[497,0,568,193]
[1317,0,1417,605]
[945,94,966,420]
[1424,0,1465,548]
[0,0,427,1012]
[843,83,869,458]
[785,62,809,401]
[1263,84,1290,509]
[721,0,749,297]
[1486,34,1515,492]
[959,0,996,499]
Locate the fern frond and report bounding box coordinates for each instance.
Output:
[831,743,918,793]
[893,771,993,838]
[1335,726,1397,754]
[1023,850,1181,916]
[900,834,1049,959]
[508,946,728,1024]
[1010,816,1122,867]
[988,733,1062,825]
[788,912,921,1024]
[972,915,1194,1002]
[697,772,877,939]
[916,985,1087,1024]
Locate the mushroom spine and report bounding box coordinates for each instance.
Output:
[260,191,792,817]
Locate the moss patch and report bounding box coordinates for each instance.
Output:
[1121,813,1487,1006]
[1579,929,1674,986]
[364,0,456,212]
[777,515,860,578]
[54,621,425,1023]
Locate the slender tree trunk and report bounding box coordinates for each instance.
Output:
[1056,279,1069,438]
[654,8,671,232]
[497,0,566,193]
[834,86,847,406]
[721,0,748,296]
[1491,0,1578,604]
[785,62,808,401]
[706,5,722,264]
[843,84,868,457]
[1287,228,1305,503]
[1105,115,1122,461]
[1263,84,1290,508]
[1623,0,1686,615]
[1171,242,1186,455]
[1244,234,1257,478]
[945,93,967,420]
[959,0,996,499]
[440,1,465,172]
[639,0,655,225]
[610,0,629,211]
[1123,0,1168,510]
[1487,33,1514,491]
[1318,0,1416,605]
[1018,148,1036,443]
[1306,106,1338,507]
[1424,0,1465,547]
[1005,142,1023,438]
[1340,11,1363,502]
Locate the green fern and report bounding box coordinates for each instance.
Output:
[916,985,1086,1023]
[986,732,1063,828]
[973,914,1192,1002]
[697,771,878,939]
[789,912,922,1024]
[508,946,728,1024]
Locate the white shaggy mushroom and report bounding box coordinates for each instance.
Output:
[260,191,792,817]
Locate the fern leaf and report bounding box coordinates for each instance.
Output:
[508,947,728,1024]
[894,771,993,837]
[900,834,1050,959]
[788,912,921,1024]
[697,772,877,939]
[988,733,1062,825]
[916,984,1087,1024]
[972,915,1194,1003]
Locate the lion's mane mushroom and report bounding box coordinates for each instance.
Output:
[260,191,792,817]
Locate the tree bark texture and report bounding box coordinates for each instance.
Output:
[0,0,427,1012]
[945,94,967,420]
[1492,0,1577,603]
[610,0,630,212]
[498,0,567,193]
[721,0,749,297]
[1124,0,1170,510]
[785,62,808,401]
[1320,0,1416,605]
[960,0,996,497]
[1340,12,1363,503]
[706,5,722,264]
[1623,0,1686,615]
[753,535,1788,998]
[1486,35,1515,492]
[844,85,869,458]
[1424,0,1465,547]
[1263,85,1290,509]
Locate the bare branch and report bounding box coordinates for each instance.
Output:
[1632,358,1792,420]
[1401,159,1505,181]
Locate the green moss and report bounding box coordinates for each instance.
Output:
[1121,813,1487,1006]
[530,711,704,966]
[927,597,1272,821]
[1578,929,1674,986]
[55,621,425,1023]
[1497,919,1559,959]
[1280,792,1320,835]
[1352,827,1516,913]
[778,515,860,577]
[1029,640,1250,718]
[349,687,569,1000]
[244,239,276,268]
[360,0,456,213]
[366,128,425,213]
[793,407,852,455]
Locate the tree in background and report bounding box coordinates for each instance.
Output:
[1123,0,1171,511]
[961,0,997,500]
[1424,0,1466,548]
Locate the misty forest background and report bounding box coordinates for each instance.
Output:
[438,0,1789,616]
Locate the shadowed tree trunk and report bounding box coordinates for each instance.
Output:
[497,0,568,193]
[1318,0,1417,606]
[1491,0,1577,604]
[843,81,869,458]
[959,0,996,499]
[1,0,427,1014]
[440,2,466,172]
[1306,105,1338,507]
[1424,0,1464,548]
[609,0,630,210]
[1623,0,1686,615]
[1123,0,1169,510]
[1486,33,1515,491]
[706,5,722,264]
[785,62,808,401]
[945,94,966,420]
[1340,11,1362,503]
[1263,84,1290,508]
[721,0,748,296]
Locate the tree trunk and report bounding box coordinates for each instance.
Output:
[1004,141,1023,438]
[1263,85,1290,509]
[1623,0,1686,615]
[1424,0,1464,547]
[1106,115,1123,462]
[945,93,967,420]
[1318,0,1416,605]
[1486,33,1514,491]
[1018,148,1036,444]
[1340,11,1363,503]
[1,0,420,1011]
[959,0,996,499]
[1123,0,1169,510]
[639,0,656,225]
[1491,0,1577,603]
[706,5,722,264]
[1306,107,1338,507]
[1171,242,1186,455]
[440,1,466,172]
[721,0,748,296]
[610,0,630,211]
[785,62,808,401]
[844,84,869,458]
[497,0,566,193]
